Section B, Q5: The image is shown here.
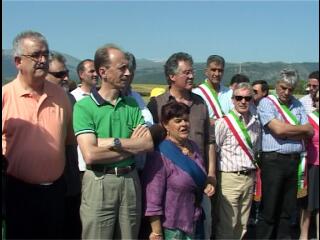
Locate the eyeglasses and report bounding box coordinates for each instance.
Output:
[21,51,50,61]
[48,70,69,78]
[234,95,252,102]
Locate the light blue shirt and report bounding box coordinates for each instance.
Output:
[193,82,233,118]
[257,96,308,154]
[129,90,154,127]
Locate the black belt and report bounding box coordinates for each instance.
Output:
[87,164,135,176]
[223,169,256,176]
[262,151,300,159]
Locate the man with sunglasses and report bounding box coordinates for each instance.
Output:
[2,31,76,239]
[300,71,319,114]
[256,68,314,239]
[215,82,261,239]
[46,52,82,239]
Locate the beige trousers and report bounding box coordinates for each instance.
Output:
[216,171,255,239]
[80,169,141,239]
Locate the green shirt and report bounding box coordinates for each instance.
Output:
[73,89,145,168]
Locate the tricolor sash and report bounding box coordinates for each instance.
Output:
[267,95,308,198]
[157,140,207,189]
[308,111,319,131]
[197,81,224,119]
[223,110,255,162]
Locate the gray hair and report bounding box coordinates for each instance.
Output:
[49,52,66,65]
[206,55,225,68]
[12,30,48,57]
[164,52,193,85]
[277,68,299,88]
[232,82,254,97]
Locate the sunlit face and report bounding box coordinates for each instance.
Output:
[307,78,319,96]
[164,114,190,143]
[276,81,294,105]
[232,88,252,114]
[99,49,131,90]
[46,59,69,92]
[252,84,267,104]
[205,61,224,86]
[80,61,98,87]
[15,38,49,80]
[170,60,194,91]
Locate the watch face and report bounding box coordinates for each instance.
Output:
[114,138,121,148]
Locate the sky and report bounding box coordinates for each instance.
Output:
[2,0,319,63]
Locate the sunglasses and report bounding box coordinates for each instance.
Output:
[234,95,252,102]
[48,70,69,78]
[307,84,319,88]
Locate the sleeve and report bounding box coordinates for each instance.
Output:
[147,97,160,124]
[142,151,167,216]
[257,98,277,127]
[215,118,228,151]
[73,101,95,136]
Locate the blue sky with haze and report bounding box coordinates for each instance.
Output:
[2,0,319,63]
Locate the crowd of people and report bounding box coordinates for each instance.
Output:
[2,30,319,240]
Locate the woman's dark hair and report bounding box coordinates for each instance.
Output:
[160,101,190,125]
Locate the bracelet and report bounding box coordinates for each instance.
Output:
[151,232,162,236]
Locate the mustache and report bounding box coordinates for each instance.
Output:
[34,63,48,70]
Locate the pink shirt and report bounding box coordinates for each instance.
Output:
[2,78,74,184]
[306,117,319,165]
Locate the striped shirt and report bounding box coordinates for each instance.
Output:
[299,94,313,114]
[215,110,261,172]
[258,96,308,154]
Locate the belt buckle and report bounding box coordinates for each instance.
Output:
[115,167,118,176]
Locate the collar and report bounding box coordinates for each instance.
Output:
[232,108,258,126]
[204,79,229,93]
[90,87,123,106]
[15,78,54,97]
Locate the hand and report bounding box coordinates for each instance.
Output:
[149,232,163,240]
[204,183,215,197]
[131,124,150,139]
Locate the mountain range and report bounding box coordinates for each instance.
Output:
[2,49,318,87]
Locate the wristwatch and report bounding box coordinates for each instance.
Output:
[111,138,122,150]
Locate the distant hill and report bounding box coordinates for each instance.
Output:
[2,49,318,87]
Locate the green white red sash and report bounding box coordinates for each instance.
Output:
[267,94,308,198]
[308,111,319,131]
[223,110,255,162]
[198,80,224,119]
[267,95,298,125]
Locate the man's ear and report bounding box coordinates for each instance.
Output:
[14,56,22,69]
[169,74,176,83]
